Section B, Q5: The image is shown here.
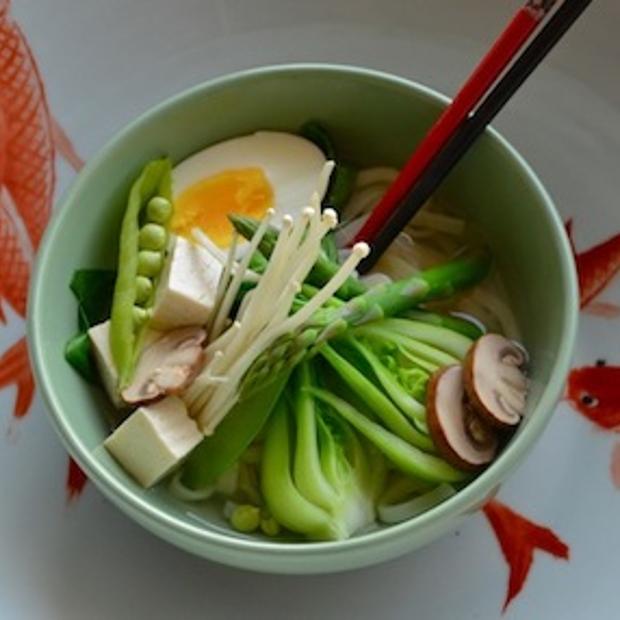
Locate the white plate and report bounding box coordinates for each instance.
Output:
[2,1,619,617]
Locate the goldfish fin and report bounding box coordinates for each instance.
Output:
[483,500,569,611]
[0,337,34,418]
[66,457,88,501]
[51,116,84,172]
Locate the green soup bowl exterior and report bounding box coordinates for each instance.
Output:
[28,64,578,573]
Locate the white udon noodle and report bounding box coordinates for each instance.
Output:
[341,166,520,338]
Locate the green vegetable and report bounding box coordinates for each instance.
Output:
[402,309,484,340]
[299,120,357,213]
[181,371,291,489]
[109,158,172,388]
[353,325,459,368]
[345,337,428,432]
[70,269,116,331]
[379,473,432,506]
[261,382,384,541]
[132,306,152,326]
[261,396,340,541]
[248,248,269,273]
[237,461,262,505]
[378,483,456,524]
[356,318,473,359]
[324,164,357,213]
[300,120,338,159]
[64,333,97,382]
[260,516,281,537]
[139,223,167,251]
[230,504,261,533]
[309,388,466,484]
[321,231,339,265]
[65,269,116,382]
[146,196,173,224]
[228,214,367,300]
[319,344,433,451]
[135,276,154,305]
[293,363,341,512]
[137,250,164,277]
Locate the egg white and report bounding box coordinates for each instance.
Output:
[172,131,330,226]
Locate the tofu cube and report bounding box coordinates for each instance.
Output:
[88,320,124,409]
[151,235,222,330]
[104,396,202,487]
[88,320,160,409]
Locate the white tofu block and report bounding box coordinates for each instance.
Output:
[104,396,202,488]
[88,320,124,409]
[151,235,222,330]
[88,320,160,409]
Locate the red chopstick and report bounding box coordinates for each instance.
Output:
[354,0,559,244]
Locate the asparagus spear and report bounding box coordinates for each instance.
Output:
[244,250,491,390]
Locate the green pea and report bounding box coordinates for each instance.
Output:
[137,250,163,277]
[146,196,173,224]
[260,516,280,537]
[139,223,167,251]
[230,504,260,533]
[135,276,154,305]
[132,306,152,326]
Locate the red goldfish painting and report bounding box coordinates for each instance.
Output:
[567,362,620,431]
[0,0,85,497]
[566,219,620,316]
[567,361,620,489]
[483,500,569,611]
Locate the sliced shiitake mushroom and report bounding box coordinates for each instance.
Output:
[463,333,528,429]
[122,326,206,404]
[427,365,498,471]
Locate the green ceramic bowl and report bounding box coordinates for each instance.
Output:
[28,64,578,573]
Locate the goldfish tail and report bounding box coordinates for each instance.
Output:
[51,116,84,172]
[483,500,569,612]
[66,457,88,501]
[0,337,34,418]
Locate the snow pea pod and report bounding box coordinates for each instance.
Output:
[181,370,292,490]
[109,158,172,387]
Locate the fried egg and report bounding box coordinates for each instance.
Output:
[171,131,329,247]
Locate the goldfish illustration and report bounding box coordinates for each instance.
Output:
[483,500,569,611]
[567,361,620,431]
[0,0,86,495]
[566,219,620,316]
[567,361,620,489]
[0,0,83,414]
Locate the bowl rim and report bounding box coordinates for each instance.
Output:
[28,62,579,571]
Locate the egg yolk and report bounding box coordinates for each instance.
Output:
[171,167,274,247]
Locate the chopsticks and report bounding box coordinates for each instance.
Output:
[355,0,559,246]
[357,0,592,274]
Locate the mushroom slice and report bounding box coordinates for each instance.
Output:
[122,327,206,405]
[463,333,528,428]
[427,365,498,471]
